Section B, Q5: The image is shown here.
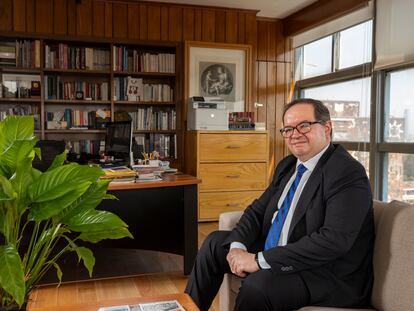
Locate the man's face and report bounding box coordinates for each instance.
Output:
[283,103,332,162]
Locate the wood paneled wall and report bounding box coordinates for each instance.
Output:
[0,0,290,169]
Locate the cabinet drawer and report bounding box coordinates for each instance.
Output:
[199,163,267,191]
[199,133,267,161]
[199,191,264,220]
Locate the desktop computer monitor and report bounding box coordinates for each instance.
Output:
[105,121,133,164]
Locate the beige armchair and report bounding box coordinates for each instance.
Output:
[219,200,414,311]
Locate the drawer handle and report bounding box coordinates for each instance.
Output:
[226,174,240,178]
[226,203,240,207]
[226,145,241,149]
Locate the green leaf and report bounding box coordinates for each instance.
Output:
[0,245,26,306]
[28,164,103,203]
[65,209,129,233]
[59,180,111,223]
[29,182,92,221]
[47,150,68,172]
[103,193,118,200]
[73,246,95,277]
[79,227,133,243]
[0,116,34,153]
[0,175,16,201]
[0,140,38,178]
[10,156,35,214]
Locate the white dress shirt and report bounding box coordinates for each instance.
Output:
[230,144,330,269]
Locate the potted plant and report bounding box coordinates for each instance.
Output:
[0,116,132,310]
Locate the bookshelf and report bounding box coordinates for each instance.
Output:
[0,35,181,167]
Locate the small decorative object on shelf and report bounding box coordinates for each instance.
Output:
[228,112,255,130]
[126,76,143,101]
[75,91,84,100]
[30,81,41,98]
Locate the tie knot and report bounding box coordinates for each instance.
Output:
[297,164,307,176]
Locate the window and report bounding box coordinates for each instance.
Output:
[380,67,414,203]
[295,20,373,170]
[302,36,333,79]
[384,153,414,204]
[338,21,373,70]
[384,68,414,143]
[303,78,371,142]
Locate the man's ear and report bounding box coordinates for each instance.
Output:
[325,121,333,138]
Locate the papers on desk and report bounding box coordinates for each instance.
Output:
[100,166,136,182]
[97,299,185,311]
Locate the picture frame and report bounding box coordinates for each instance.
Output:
[185,41,252,113]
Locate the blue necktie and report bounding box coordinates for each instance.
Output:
[264,164,307,250]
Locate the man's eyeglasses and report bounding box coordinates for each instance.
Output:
[280,120,325,138]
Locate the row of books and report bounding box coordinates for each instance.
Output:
[45,76,109,100]
[45,44,110,70]
[0,80,40,99]
[113,77,173,102]
[0,106,40,129]
[45,109,110,129]
[113,46,175,73]
[67,139,104,156]
[128,107,176,130]
[0,40,41,68]
[135,133,176,159]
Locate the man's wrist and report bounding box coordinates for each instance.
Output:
[254,253,262,270]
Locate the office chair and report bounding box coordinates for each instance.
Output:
[32,140,66,172]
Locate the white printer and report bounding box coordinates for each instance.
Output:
[187,96,229,130]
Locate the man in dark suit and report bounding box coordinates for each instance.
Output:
[185,98,374,311]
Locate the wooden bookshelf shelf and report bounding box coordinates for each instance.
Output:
[133,130,176,134]
[43,68,111,75]
[45,100,111,104]
[113,71,175,77]
[45,129,106,134]
[115,101,175,105]
[0,67,41,74]
[0,98,41,102]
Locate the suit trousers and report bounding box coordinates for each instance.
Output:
[185,230,310,311]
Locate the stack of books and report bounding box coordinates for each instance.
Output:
[0,42,15,66]
[228,112,255,130]
[100,166,136,183]
[132,165,163,182]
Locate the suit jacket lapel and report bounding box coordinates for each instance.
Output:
[287,144,336,239]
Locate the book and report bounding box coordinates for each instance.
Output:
[101,166,136,180]
[97,299,185,311]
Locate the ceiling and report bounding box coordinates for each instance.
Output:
[141,0,317,18]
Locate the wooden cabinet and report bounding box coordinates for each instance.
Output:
[185,130,269,221]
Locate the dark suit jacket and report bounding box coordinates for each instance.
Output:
[223,144,375,308]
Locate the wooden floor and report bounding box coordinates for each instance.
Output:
[28,222,219,311]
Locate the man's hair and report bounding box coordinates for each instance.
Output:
[282,98,331,123]
[282,98,332,138]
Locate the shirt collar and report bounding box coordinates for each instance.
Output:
[297,143,330,172]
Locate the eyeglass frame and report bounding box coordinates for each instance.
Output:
[279,120,326,138]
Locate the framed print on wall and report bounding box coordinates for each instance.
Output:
[184,41,252,113]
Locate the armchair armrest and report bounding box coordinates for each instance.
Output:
[219,211,243,231]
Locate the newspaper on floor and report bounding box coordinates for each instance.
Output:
[98,299,185,311]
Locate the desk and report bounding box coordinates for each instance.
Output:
[99,174,200,275]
